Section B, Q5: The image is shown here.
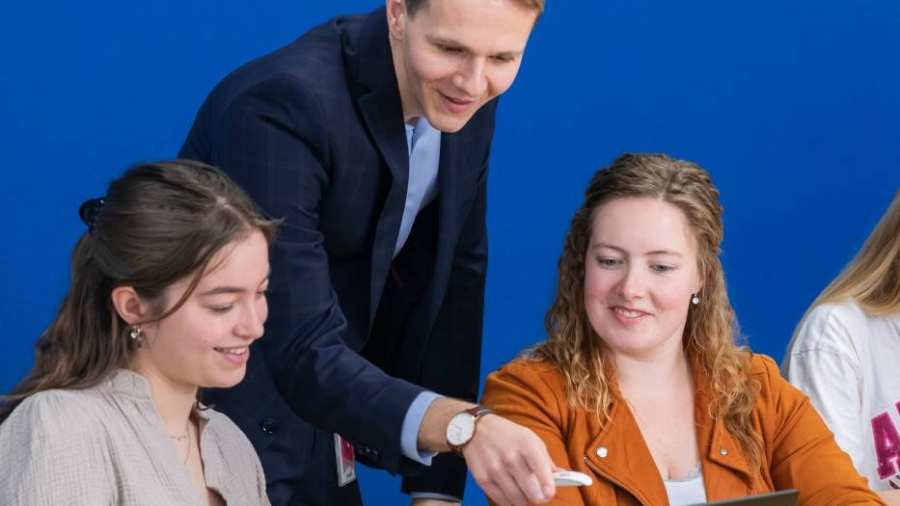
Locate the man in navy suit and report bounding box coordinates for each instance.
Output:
[180,1,553,505]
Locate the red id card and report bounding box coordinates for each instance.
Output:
[334,434,357,487]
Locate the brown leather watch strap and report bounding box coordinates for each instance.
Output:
[468,405,492,418]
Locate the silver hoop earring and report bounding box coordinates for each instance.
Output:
[691,294,700,305]
[129,325,144,346]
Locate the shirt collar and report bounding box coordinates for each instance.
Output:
[107,368,211,422]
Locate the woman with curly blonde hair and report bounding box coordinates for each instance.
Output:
[785,191,900,505]
[482,153,881,505]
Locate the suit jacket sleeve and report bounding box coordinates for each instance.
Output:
[181,75,425,474]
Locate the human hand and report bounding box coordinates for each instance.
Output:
[462,414,556,506]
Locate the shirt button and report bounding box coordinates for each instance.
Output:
[719,448,728,456]
[596,446,609,458]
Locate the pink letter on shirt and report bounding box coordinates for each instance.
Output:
[872,404,900,480]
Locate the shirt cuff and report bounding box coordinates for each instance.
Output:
[401,391,442,465]
[410,491,462,503]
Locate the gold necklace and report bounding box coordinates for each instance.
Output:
[168,418,192,464]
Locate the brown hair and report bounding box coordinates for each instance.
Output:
[0,160,278,423]
[405,0,545,17]
[812,190,900,315]
[531,153,762,471]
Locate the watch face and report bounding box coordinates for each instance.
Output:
[447,412,476,446]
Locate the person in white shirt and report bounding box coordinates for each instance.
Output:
[784,189,900,505]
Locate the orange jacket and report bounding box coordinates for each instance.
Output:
[482,354,883,506]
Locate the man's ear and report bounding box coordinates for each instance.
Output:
[386,0,408,40]
[111,285,149,325]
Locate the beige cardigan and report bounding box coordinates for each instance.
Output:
[0,369,270,505]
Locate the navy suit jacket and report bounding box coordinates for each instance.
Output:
[180,7,496,502]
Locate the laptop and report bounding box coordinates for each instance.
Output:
[699,489,799,506]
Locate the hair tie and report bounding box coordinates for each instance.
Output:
[78,197,106,233]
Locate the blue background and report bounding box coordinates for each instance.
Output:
[2,1,898,504]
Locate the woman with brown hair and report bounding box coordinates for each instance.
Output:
[0,160,277,505]
[481,153,882,505]
[784,191,900,505]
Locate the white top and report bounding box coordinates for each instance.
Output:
[0,369,270,505]
[664,469,707,506]
[784,299,900,490]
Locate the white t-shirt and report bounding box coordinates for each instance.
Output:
[784,300,900,491]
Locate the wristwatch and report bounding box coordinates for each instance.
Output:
[446,405,493,454]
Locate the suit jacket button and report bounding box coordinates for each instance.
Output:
[719,448,728,456]
[596,446,609,458]
[260,418,278,435]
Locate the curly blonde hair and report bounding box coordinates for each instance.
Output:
[531,153,762,471]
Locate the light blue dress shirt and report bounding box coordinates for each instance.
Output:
[394,116,441,257]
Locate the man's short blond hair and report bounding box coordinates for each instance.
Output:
[404,0,545,17]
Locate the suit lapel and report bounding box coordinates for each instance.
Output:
[358,91,409,324]
[412,129,483,343]
[347,7,486,331]
[348,8,411,324]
